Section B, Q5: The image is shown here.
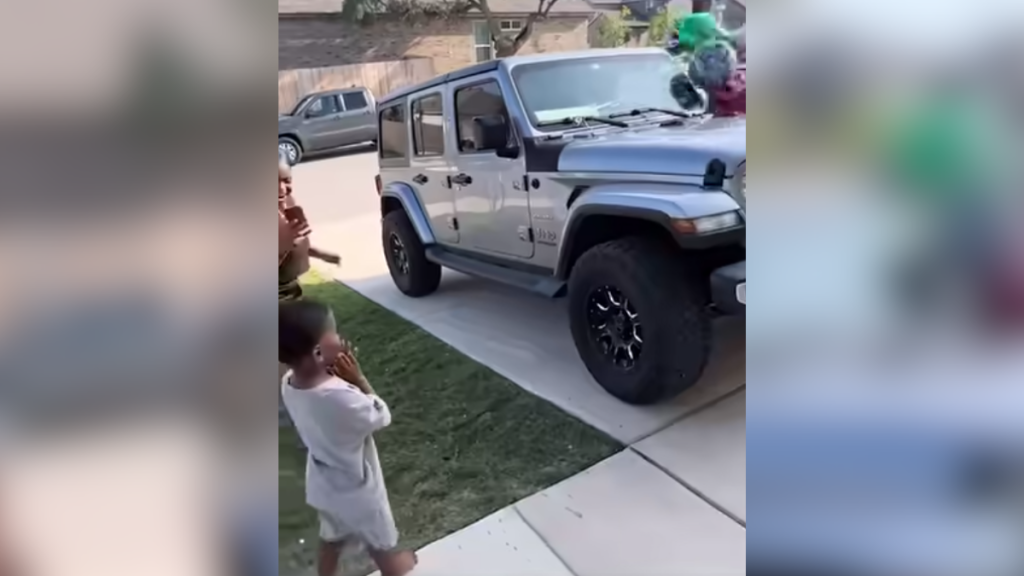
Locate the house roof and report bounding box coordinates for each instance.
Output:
[481,0,596,14]
[279,0,596,15]
[279,0,342,13]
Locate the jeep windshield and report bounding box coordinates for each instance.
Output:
[511,53,686,131]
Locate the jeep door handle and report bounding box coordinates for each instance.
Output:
[412,174,428,185]
[449,173,472,186]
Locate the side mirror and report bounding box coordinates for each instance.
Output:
[472,115,520,159]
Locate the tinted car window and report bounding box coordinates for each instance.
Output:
[411,94,444,157]
[454,81,509,152]
[342,91,369,111]
[306,95,339,118]
[378,103,408,159]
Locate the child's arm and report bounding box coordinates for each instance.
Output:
[328,348,390,432]
[349,374,376,396]
[334,387,392,434]
[309,246,341,265]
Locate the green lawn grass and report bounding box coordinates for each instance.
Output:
[280,272,622,574]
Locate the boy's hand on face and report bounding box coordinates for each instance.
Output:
[330,342,369,391]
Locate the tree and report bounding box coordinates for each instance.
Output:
[471,0,563,57]
[595,6,632,48]
[339,0,563,58]
[646,7,682,47]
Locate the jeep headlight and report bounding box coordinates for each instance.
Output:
[672,211,741,234]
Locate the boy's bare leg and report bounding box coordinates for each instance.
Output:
[317,539,346,576]
[368,548,418,576]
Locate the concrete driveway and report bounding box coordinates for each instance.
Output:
[294,151,746,574]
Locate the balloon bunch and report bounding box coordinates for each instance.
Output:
[675,10,741,91]
[666,10,745,116]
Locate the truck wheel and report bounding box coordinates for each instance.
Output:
[382,209,441,297]
[568,236,712,405]
[278,137,302,165]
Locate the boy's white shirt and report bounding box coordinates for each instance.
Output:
[281,372,392,523]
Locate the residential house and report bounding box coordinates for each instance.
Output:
[589,0,673,21]
[279,0,599,73]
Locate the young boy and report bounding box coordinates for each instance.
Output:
[279,300,417,576]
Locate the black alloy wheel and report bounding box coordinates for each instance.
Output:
[586,285,644,369]
[389,233,410,275]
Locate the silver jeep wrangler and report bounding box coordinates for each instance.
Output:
[374,48,745,405]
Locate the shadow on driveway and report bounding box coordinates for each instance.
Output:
[298,143,376,165]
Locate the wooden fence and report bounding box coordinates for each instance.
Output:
[278,59,437,113]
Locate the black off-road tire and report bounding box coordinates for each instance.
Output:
[568,236,712,405]
[382,209,441,297]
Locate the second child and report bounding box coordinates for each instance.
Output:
[279,300,417,576]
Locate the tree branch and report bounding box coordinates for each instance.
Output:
[473,0,561,56]
[510,0,558,47]
[473,0,504,40]
[513,19,534,45]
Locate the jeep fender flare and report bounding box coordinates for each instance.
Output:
[380,181,436,245]
[555,183,740,279]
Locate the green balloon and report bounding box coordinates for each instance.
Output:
[677,12,722,52]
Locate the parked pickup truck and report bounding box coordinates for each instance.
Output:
[279,86,377,165]
[374,48,745,405]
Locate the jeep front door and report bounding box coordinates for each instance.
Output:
[448,77,533,259]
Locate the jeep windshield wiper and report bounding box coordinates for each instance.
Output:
[608,107,693,119]
[536,115,628,129]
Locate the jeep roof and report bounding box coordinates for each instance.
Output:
[377,48,669,107]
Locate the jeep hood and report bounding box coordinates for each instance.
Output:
[557,117,746,176]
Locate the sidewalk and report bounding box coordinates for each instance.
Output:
[379,391,746,576]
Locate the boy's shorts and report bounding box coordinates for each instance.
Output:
[319,508,400,552]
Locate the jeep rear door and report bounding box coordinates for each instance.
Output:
[447,75,534,259]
